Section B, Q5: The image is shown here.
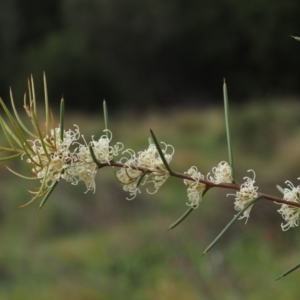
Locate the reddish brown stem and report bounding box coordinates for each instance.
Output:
[97,161,300,209]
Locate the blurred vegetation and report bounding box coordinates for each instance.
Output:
[1,102,300,298]
[1,0,300,111]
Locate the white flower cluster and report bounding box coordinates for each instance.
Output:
[25,126,123,193]
[183,161,232,209]
[116,143,174,200]
[277,180,300,231]
[207,161,233,184]
[184,166,206,208]
[229,170,258,223]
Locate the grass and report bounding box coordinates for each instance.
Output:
[1,100,300,299]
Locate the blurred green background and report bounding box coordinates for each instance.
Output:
[1,0,300,299]
[1,103,300,299]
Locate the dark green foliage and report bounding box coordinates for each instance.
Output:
[1,0,300,111]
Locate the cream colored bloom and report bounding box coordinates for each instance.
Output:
[277,180,300,231]
[116,143,174,199]
[116,150,143,200]
[0,75,125,207]
[229,170,258,223]
[90,130,124,164]
[24,126,123,194]
[137,143,173,170]
[138,143,174,194]
[116,165,142,200]
[207,161,232,184]
[184,166,206,208]
[64,143,98,193]
[26,125,81,187]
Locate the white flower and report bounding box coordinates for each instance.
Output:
[116,150,143,200]
[27,125,81,187]
[25,127,123,194]
[277,180,300,231]
[116,143,174,199]
[207,161,232,184]
[2,75,127,206]
[137,143,174,194]
[184,166,206,208]
[229,170,258,223]
[116,166,143,200]
[90,130,124,164]
[63,143,98,193]
[137,143,173,171]
[68,130,123,192]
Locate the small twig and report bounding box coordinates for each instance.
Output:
[97,160,300,209]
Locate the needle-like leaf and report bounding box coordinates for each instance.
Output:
[18,166,50,208]
[39,181,59,209]
[43,72,50,136]
[0,153,22,162]
[276,262,300,281]
[202,196,263,256]
[136,171,149,187]
[9,90,35,138]
[276,185,284,195]
[32,112,50,161]
[103,100,109,131]
[59,98,64,141]
[0,116,21,149]
[150,129,175,176]
[291,35,300,42]
[89,145,102,167]
[223,79,235,181]
[168,207,194,230]
[30,75,37,117]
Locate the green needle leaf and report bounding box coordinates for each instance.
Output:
[168,188,210,230]
[103,100,109,131]
[148,136,153,145]
[32,112,50,161]
[0,98,24,134]
[0,116,20,149]
[276,262,300,281]
[276,185,284,195]
[291,35,300,42]
[150,129,175,175]
[12,121,36,156]
[9,90,35,138]
[60,98,65,141]
[39,181,59,209]
[43,72,50,135]
[202,196,263,256]
[103,100,110,147]
[0,153,22,162]
[89,145,102,167]
[30,75,37,116]
[223,79,235,181]
[168,207,194,230]
[136,172,149,187]
[18,166,51,209]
